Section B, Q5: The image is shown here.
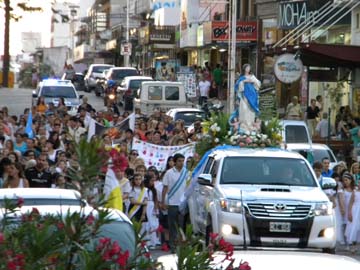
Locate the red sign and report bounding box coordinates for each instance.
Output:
[212,21,257,42]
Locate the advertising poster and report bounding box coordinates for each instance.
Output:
[176,71,197,98]
[155,59,180,81]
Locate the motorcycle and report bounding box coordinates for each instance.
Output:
[103,80,118,107]
[201,100,225,118]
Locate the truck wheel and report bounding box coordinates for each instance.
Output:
[322,248,336,254]
[205,220,213,246]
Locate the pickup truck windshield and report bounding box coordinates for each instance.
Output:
[220,157,317,187]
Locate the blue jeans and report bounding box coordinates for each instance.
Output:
[167,205,184,251]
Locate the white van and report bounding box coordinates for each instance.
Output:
[188,147,337,253]
[281,120,312,144]
[134,81,194,115]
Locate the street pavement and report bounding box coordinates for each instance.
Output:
[0,85,105,116]
[1,86,360,262]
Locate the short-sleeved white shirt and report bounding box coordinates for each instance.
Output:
[198,80,211,97]
[129,186,148,202]
[163,167,186,206]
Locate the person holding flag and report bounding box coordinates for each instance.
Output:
[103,149,128,212]
[25,111,34,139]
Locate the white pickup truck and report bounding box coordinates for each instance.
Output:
[188,147,337,253]
[134,81,194,115]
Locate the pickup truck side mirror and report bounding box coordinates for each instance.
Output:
[32,90,37,98]
[321,177,337,190]
[198,173,213,186]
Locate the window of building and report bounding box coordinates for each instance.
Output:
[165,86,179,100]
[148,86,162,100]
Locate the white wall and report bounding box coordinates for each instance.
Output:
[154,8,180,26]
[43,46,69,77]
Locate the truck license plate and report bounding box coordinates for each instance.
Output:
[269,222,291,233]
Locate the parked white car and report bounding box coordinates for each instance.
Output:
[188,147,337,253]
[286,143,338,169]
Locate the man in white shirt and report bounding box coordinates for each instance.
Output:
[315,112,331,138]
[198,76,211,106]
[161,153,187,253]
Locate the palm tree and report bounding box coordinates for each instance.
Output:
[2,0,42,87]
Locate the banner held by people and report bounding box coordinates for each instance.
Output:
[131,138,195,171]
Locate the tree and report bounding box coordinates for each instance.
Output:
[2,0,42,87]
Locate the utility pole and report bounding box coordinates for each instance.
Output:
[228,0,237,114]
[124,0,130,67]
[2,0,10,87]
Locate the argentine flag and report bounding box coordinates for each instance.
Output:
[104,168,123,212]
[25,112,34,139]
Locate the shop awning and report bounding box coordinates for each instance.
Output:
[265,43,360,68]
[299,43,360,68]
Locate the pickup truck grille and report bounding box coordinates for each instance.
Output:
[246,203,311,219]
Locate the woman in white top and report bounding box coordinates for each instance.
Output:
[3,162,29,188]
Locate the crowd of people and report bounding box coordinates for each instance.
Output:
[314,158,360,253]
[0,97,204,252]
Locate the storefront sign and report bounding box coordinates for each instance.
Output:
[278,1,318,29]
[212,21,257,42]
[149,26,175,44]
[274,53,304,84]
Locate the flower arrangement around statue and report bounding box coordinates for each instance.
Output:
[229,117,283,148]
[195,112,231,157]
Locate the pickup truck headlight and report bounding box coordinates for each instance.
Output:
[313,202,333,216]
[220,199,242,213]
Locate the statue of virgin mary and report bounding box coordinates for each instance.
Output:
[233,64,261,132]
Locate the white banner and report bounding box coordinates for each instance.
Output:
[132,138,196,171]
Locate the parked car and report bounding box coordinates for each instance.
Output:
[32,79,82,115]
[158,250,360,270]
[188,147,337,253]
[84,64,114,92]
[286,143,338,169]
[134,81,194,115]
[166,108,205,128]
[0,188,136,257]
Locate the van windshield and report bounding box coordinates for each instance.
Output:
[220,157,317,187]
[285,125,309,143]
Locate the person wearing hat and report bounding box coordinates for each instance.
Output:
[286,96,303,120]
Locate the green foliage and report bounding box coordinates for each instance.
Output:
[67,138,109,202]
[195,112,231,157]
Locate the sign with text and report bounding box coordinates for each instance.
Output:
[278,1,319,29]
[274,53,304,84]
[212,21,257,42]
[120,43,132,56]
